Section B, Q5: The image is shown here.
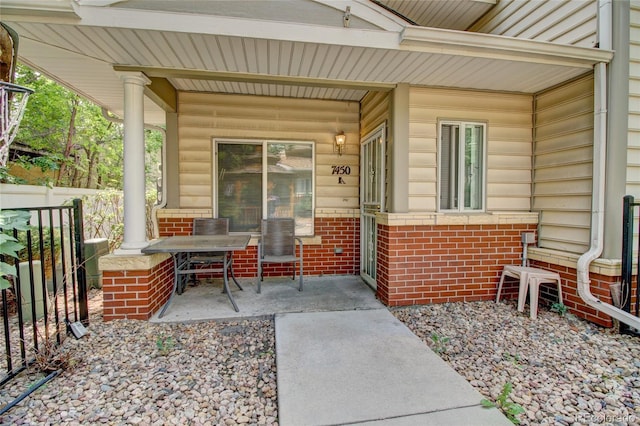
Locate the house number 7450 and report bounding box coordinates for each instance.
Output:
[331,166,351,175]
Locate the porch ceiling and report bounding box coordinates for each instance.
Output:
[1,0,612,127]
[375,0,497,29]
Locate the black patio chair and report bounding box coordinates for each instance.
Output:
[256,218,303,293]
[190,218,243,291]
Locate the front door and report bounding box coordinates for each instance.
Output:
[360,124,385,288]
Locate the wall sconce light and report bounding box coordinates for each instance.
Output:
[335,131,346,156]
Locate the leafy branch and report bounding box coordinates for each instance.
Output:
[0,210,31,290]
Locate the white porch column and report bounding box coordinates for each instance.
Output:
[115,71,151,252]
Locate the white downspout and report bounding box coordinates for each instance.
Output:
[101,107,167,239]
[576,0,640,330]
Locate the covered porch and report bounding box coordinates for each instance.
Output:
[4,0,632,328]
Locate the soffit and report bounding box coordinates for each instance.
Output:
[374,0,497,30]
[104,0,495,31]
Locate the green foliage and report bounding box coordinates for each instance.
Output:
[78,189,158,251]
[7,64,163,190]
[29,156,60,172]
[14,225,62,266]
[145,128,163,189]
[156,335,175,356]
[502,352,523,369]
[0,210,31,290]
[0,166,27,184]
[481,382,525,425]
[13,155,60,187]
[14,65,74,152]
[79,190,124,251]
[430,332,450,355]
[550,302,568,317]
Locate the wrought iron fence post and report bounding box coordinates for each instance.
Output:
[73,199,89,325]
[621,196,633,313]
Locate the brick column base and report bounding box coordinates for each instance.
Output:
[99,253,173,321]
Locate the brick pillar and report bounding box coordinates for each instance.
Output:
[100,253,173,321]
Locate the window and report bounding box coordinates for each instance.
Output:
[215,139,314,235]
[438,121,485,211]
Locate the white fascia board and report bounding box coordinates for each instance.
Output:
[401,26,613,68]
[71,3,401,50]
[75,0,123,5]
[0,0,78,19]
[1,0,74,12]
[311,0,408,31]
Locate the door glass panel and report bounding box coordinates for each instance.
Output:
[360,125,385,287]
[216,140,315,234]
[266,142,313,234]
[217,143,263,232]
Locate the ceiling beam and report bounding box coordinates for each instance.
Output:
[113,65,396,92]
[146,77,177,113]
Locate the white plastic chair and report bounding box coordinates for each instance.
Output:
[496,265,562,319]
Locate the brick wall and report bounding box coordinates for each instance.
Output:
[102,257,173,321]
[529,260,618,328]
[113,214,635,328]
[157,216,359,278]
[304,217,359,276]
[377,223,536,306]
[158,217,193,237]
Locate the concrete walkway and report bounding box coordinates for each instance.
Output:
[151,276,510,425]
[276,309,511,426]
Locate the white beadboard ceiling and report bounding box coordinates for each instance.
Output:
[375,0,496,29]
[1,0,610,126]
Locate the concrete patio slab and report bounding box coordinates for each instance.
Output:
[150,275,384,322]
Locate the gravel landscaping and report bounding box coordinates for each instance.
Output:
[0,291,278,426]
[393,301,640,426]
[0,290,639,425]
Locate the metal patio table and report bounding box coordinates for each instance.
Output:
[142,234,251,317]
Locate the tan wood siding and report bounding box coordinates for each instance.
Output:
[360,91,389,138]
[178,92,360,209]
[360,91,391,211]
[629,3,640,197]
[470,0,597,48]
[409,87,533,213]
[533,74,594,253]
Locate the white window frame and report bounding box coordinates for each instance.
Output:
[213,138,315,235]
[437,120,487,212]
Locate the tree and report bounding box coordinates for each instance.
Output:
[3,64,162,191]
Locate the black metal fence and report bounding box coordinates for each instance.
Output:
[0,199,88,386]
[621,195,640,332]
